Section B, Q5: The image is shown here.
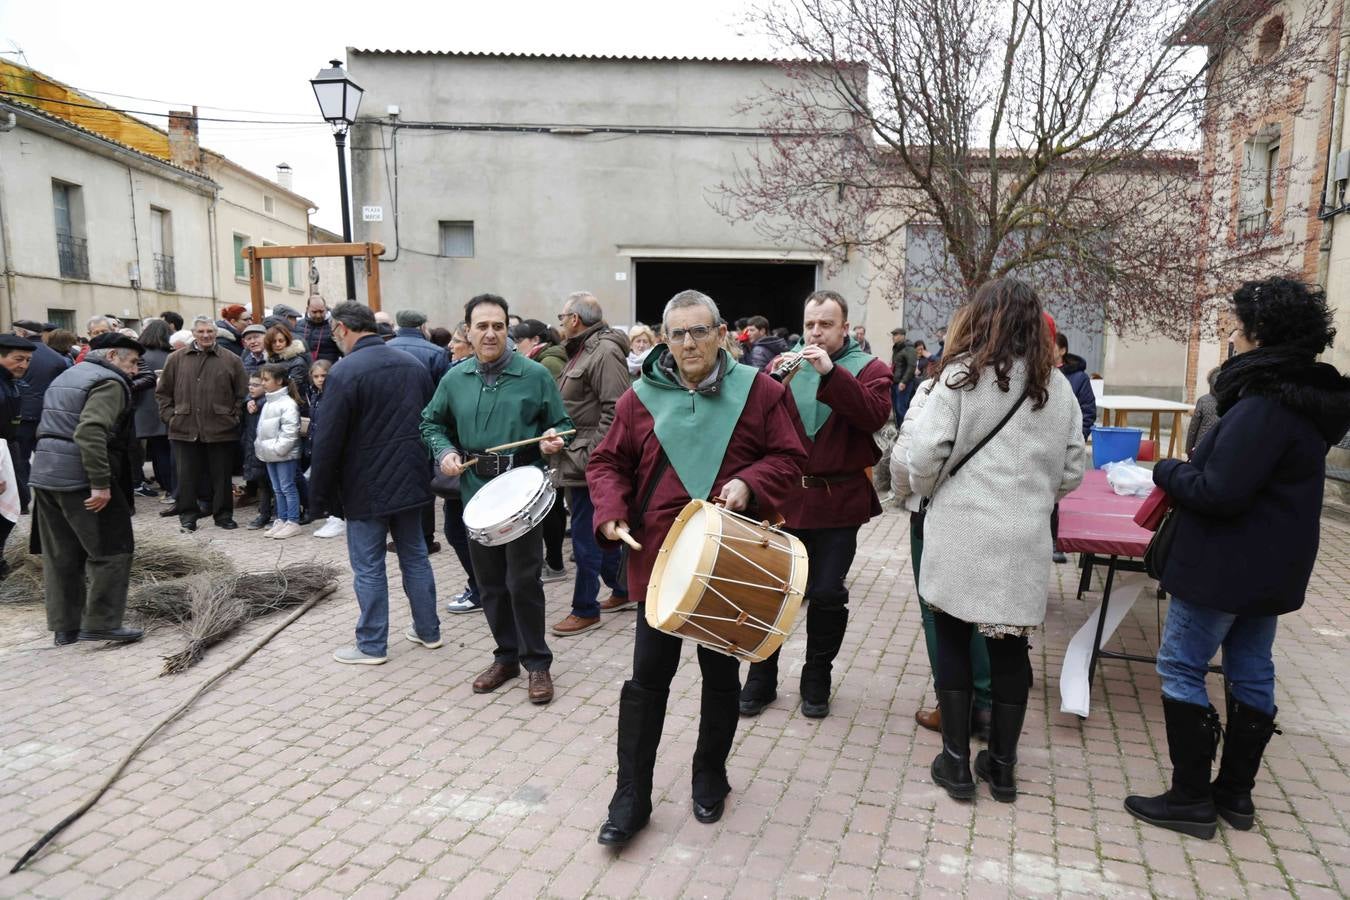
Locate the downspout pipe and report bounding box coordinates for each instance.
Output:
[0,111,19,330]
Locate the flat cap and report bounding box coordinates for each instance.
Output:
[890,327,906,335]
[89,333,144,354]
[241,324,267,337]
[396,309,428,328]
[13,319,46,333]
[273,303,302,319]
[0,334,36,351]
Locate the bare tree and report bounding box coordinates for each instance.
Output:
[717,0,1328,338]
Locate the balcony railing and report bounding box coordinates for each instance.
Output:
[154,253,176,292]
[1237,211,1270,238]
[56,233,89,280]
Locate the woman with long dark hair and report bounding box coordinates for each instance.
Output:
[908,277,1086,803]
[1125,278,1350,839]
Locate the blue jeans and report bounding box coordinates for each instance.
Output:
[266,460,300,523]
[1157,597,1278,715]
[346,509,440,656]
[569,486,625,618]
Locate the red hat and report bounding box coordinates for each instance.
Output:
[221,304,247,320]
[1042,311,1057,346]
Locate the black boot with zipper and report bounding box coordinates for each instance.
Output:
[975,701,1027,802]
[1124,696,1222,839]
[1212,696,1280,830]
[930,689,976,800]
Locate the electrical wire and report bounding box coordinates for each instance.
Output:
[0,89,323,125]
[78,87,316,118]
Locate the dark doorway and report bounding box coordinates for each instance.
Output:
[635,259,818,330]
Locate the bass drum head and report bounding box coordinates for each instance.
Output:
[462,466,546,532]
[648,501,721,630]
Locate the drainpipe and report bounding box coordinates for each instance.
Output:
[0,112,18,329]
[1317,0,1350,285]
[207,193,220,314]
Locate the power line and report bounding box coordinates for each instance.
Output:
[0,90,323,125]
[79,86,316,118]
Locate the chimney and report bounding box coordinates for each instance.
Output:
[276,162,293,191]
[167,109,201,171]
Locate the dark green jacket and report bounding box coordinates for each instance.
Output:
[420,351,573,502]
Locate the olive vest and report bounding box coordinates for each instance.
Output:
[29,358,133,492]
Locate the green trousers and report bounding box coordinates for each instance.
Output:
[911,525,992,709]
[35,488,134,632]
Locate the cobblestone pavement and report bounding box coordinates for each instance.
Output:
[2,496,1348,899]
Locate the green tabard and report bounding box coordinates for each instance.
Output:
[632,347,756,502]
[788,337,874,439]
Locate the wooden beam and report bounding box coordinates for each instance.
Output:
[365,244,382,312]
[241,242,385,260]
[248,253,266,323]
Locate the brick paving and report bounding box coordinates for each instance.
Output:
[1,496,1348,898]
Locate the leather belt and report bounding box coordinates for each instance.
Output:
[801,474,855,489]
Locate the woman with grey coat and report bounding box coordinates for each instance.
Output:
[908,278,1086,804]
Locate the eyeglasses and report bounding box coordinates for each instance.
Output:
[668,324,717,344]
[557,312,576,322]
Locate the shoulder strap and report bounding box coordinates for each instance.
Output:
[946,389,1029,480]
[634,448,670,521]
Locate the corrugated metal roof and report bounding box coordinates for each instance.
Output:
[347,48,841,65]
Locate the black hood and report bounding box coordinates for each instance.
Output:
[1060,353,1088,376]
[1216,348,1350,446]
[755,335,789,354]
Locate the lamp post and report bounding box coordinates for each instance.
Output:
[310,59,364,301]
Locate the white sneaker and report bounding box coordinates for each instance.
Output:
[333,646,387,665]
[541,564,568,583]
[404,627,444,649]
[271,521,302,540]
[263,521,283,537]
[314,516,346,538]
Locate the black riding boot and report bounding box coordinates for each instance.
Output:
[599,681,668,846]
[1212,696,1279,830]
[800,604,848,718]
[739,649,779,717]
[691,684,740,822]
[930,690,976,800]
[975,701,1027,802]
[1124,696,1221,839]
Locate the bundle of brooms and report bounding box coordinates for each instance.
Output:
[2,527,338,675]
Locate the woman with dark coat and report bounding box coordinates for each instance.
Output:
[265,324,311,401]
[133,320,175,499]
[1126,277,1350,840]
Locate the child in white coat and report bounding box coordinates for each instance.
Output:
[255,364,303,539]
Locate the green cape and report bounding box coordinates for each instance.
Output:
[632,347,756,502]
[788,337,874,439]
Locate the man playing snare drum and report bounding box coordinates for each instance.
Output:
[420,294,572,704]
[587,289,805,847]
[738,290,893,718]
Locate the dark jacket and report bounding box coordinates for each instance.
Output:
[241,349,268,376]
[535,343,567,378]
[388,328,451,386]
[1059,353,1097,439]
[215,320,245,356]
[744,335,789,372]
[1153,353,1350,616]
[0,367,21,441]
[266,339,311,397]
[133,348,170,438]
[155,342,248,443]
[29,357,134,492]
[298,317,341,363]
[17,340,71,423]
[556,323,631,487]
[240,394,267,482]
[309,334,435,519]
[891,340,917,386]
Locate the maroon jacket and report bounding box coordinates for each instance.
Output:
[587,371,807,606]
[782,357,893,530]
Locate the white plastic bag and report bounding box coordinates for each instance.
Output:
[1102,459,1153,497]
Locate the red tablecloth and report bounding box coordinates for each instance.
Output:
[1056,470,1152,557]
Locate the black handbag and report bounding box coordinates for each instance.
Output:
[1144,508,1177,580]
[913,390,1029,541]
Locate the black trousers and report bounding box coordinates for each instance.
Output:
[541,488,565,571]
[171,440,235,524]
[145,435,174,494]
[932,607,1031,705]
[795,525,859,611]
[442,496,477,590]
[12,420,37,511]
[633,602,741,692]
[468,524,552,671]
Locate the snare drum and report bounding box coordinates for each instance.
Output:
[462,466,556,547]
[646,500,808,662]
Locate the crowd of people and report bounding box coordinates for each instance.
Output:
[7,273,1348,849]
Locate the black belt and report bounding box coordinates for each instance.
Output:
[801,474,856,489]
[465,443,543,480]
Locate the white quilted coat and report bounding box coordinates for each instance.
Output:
[908,360,1086,627]
[254,388,301,463]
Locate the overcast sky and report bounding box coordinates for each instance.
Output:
[0,0,771,231]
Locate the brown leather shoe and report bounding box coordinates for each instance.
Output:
[915,706,942,732]
[528,670,554,705]
[598,593,639,613]
[552,614,600,636]
[472,662,519,693]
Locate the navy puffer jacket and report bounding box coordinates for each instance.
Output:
[308,335,435,518]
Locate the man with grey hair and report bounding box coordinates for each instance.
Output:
[550,291,634,636]
[155,316,247,532]
[30,332,146,645]
[585,288,806,845]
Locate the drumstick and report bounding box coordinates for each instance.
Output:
[459,429,578,468]
[614,525,643,552]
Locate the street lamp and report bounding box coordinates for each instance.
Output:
[310,59,364,301]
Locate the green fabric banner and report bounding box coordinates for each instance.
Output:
[788,338,874,439]
[633,348,756,502]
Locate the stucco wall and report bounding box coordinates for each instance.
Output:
[209,160,312,313]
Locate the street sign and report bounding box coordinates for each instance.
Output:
[362,206,383,222]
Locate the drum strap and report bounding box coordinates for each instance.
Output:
[634,449,671,523]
